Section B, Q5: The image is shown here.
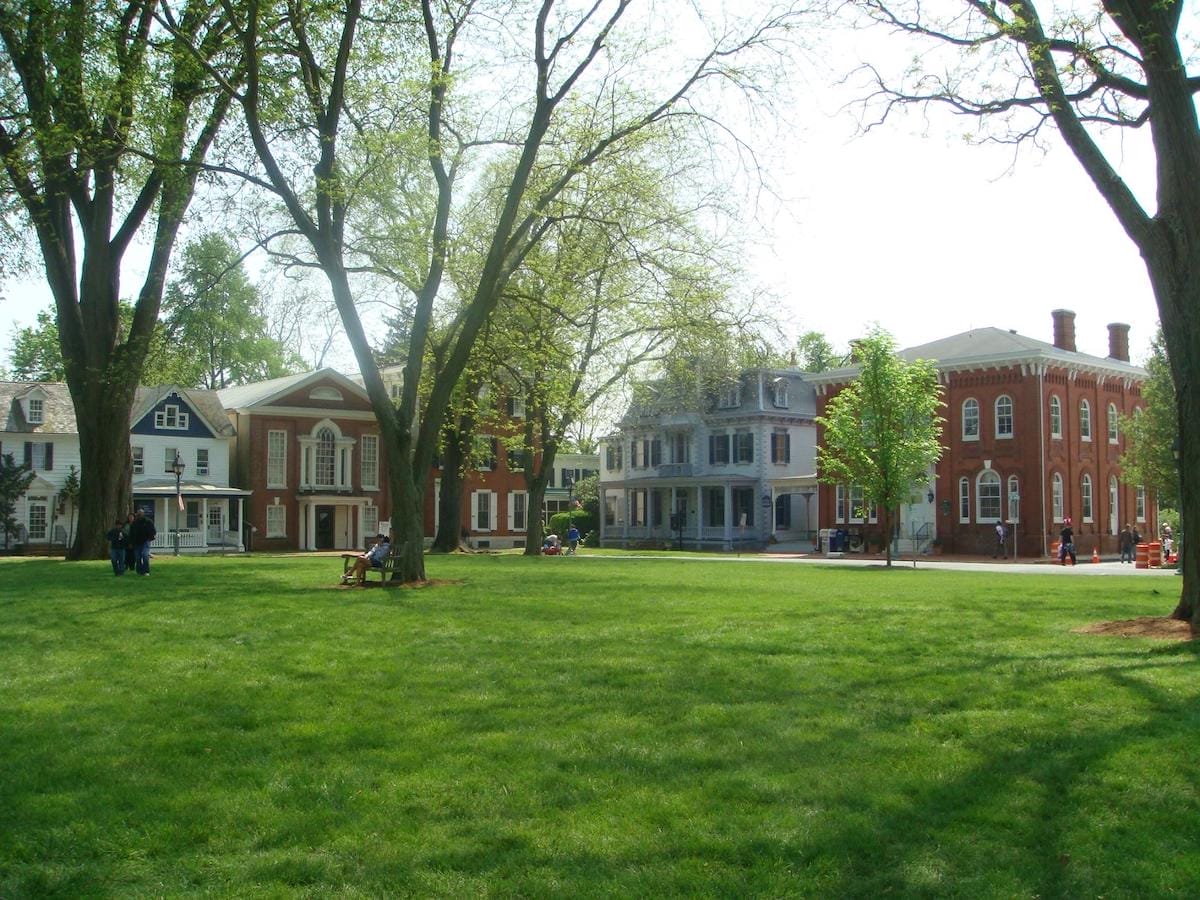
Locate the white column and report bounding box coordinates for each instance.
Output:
[723,483,734,548]
[306,501,317,550]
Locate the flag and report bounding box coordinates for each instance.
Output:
[177,490,185,512]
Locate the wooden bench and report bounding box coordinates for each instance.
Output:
[341,543,403,585]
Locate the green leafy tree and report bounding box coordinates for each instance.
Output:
[0,1,239,558]
[0,452,35,551]
[195,0,801,583]
[1120,330,1177,511]
[162,234,303,388]
[57,464,81,550]
[816,328,944,567]
[855,0,1199,614]
[795,331,840,373]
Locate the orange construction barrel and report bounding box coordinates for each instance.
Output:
[1135,543,1149,569]
[1147,541,1162,568]
[1051,540,1060,559]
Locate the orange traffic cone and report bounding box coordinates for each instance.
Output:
[1092,545,1101,564]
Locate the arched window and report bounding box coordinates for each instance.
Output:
[962,398,980,441]
[1080,399,1092,441]
[1052,473,1065,522]
[977,470,1001,522]
[1081,473,1093,522]
[1049,395,1062,439]
[1007,475,1020,522]
[958,477,970,523]
[1107,403,1119,443]
[315,426,336,488]
[995,395,1014,438]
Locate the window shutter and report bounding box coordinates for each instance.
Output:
[470,491,479,530]
[507,493,515,531]
[489,492,498,530]
[24,442,32,467]
[44,442,53,471]
[785,433,791,463]
[708,435,716,464]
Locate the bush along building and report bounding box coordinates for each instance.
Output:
[807,311,1152,558]
[598,369,819,550]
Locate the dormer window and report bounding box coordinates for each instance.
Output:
[27,398,44,424]
[717,384,741,409]
[155,404,190,430]
[772,378,789,408]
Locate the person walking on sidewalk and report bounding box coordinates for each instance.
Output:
[1059,517,1077,566]
[993,521,1007,559]
[1119,523,1136,564]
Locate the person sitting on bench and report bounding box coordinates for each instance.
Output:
[342,534,391,584]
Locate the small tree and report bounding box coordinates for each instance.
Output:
[0,453,35,551]
[817,329,944,567]
[58,465,81,550]
[1119,329,1177,512]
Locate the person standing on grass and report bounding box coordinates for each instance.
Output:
[105,519,128,576]
[1119,523,1135,564]
[993,521,1007,559]
[567,523,580,555]
[1059,517,1076,566]
[129,509,157,576]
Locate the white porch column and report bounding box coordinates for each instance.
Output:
[621,489,630,540]
[202,497,209,547]
[723,483,734,547]
[305,501,317,550]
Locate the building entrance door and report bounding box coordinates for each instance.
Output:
[316,505,335,549]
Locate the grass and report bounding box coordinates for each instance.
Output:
[1,552,1198,897]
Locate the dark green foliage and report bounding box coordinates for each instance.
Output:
[0,453,34,549]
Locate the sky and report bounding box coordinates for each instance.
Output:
[0,6,1166,373]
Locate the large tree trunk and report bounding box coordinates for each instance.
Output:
[70,387,136,560]
[523,474,550,556]
[430,425,469,552]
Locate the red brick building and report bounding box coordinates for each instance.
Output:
[809,311,1153,558]
[220,370,390,551]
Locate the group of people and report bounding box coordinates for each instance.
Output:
[104,509,158,576]
[1117,523,1145,564]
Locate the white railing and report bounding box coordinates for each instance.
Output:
[150,530,207,550]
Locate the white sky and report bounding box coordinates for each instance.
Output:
[0,6,1166,371]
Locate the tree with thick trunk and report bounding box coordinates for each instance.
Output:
[0,1,236,558]
[192,0,804,582]
[855,0,1199,612]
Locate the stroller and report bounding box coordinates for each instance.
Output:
[542,534,562,555]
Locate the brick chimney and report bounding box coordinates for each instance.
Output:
[1107,322,1130,362]
[1051,309,1076,352]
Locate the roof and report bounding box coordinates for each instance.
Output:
[133,386,236,437]
[217,368,369,410]
[0,382,76,433]
[808,327,1146,385]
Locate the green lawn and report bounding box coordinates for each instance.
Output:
[1,553,1197,897]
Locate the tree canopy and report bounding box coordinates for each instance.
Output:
[1119,329,1177,510]
[854,0,1200,617]
[816,328,944,567]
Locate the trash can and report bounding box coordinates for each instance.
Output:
[836,529,849,552]
[819,528,831,555]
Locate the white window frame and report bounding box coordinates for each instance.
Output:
[1136,485,1146,522]
[961,398,980,441]
[267,430,287,488]
[27,397,44,424]
[362,504,379,537]
[772,378,789,408]
[1052,473,1064,523]
[360,434,379,489]
[1107,403,1119,443]
[266,504,286,538]
[995,395,1014,439]
[1049,395,1062,439]
[154,404,190,430]
[1081,473,1094,522]
[164,447,178,473]
[472,490,497,531]
[977,470,1002,523]
[508,491,528,532]
[132,446,144,475]
[959,477,970,523]
[835,484,849,523]
[1079,399,1092,442]
[733,430,754,464]
[195,447,209,477]
[27,495,49,540]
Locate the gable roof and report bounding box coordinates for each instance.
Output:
[0,382,76,433]
[217,368,369,411]
[132,386,236,437]
[808,326,1146,386]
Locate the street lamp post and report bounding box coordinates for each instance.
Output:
[171,452,185,557]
